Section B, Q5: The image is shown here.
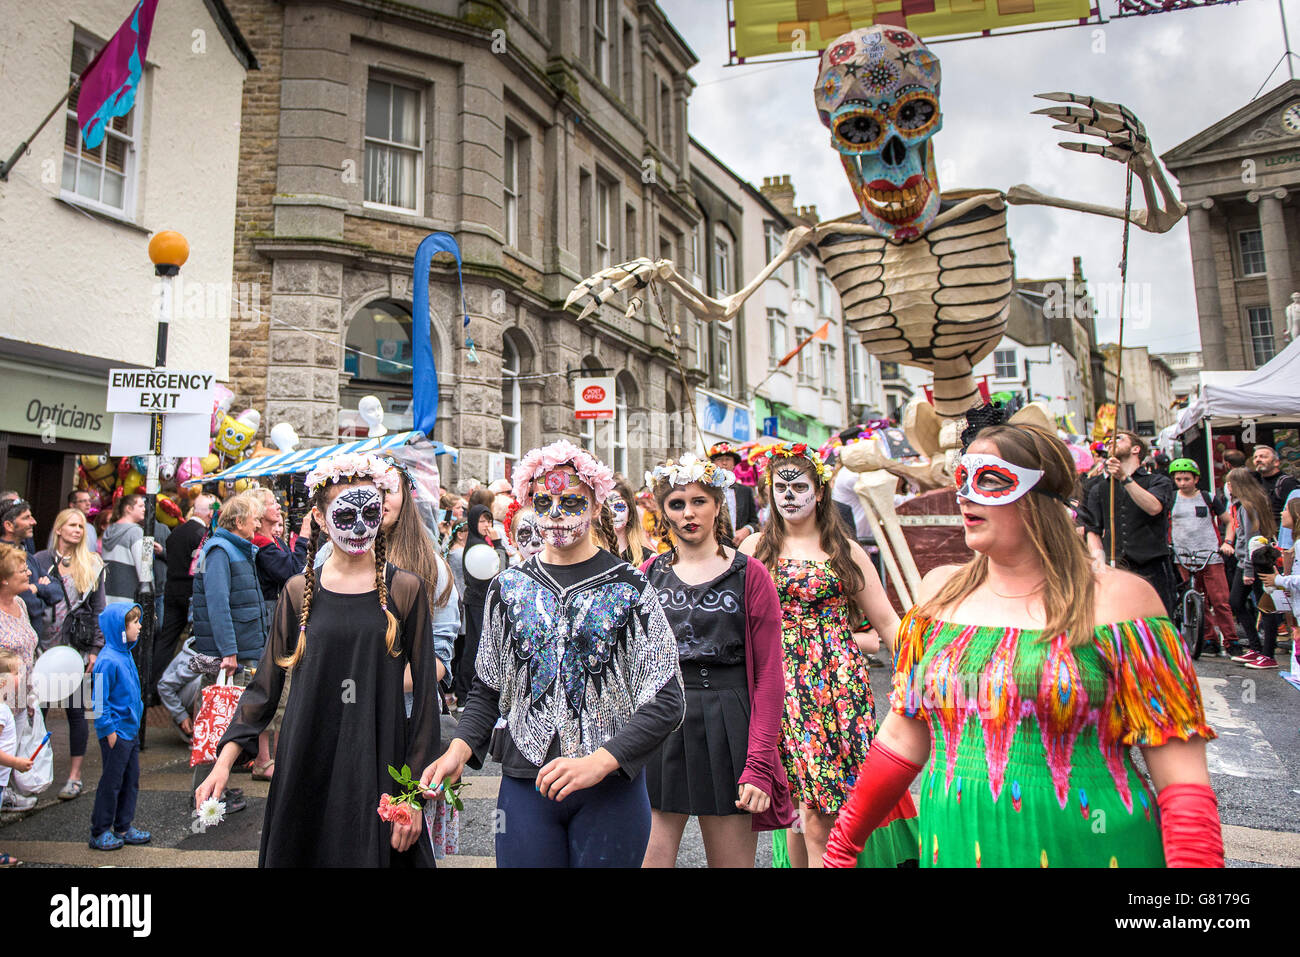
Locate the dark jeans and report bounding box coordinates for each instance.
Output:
[151,593,192,692]
[42,695,87,759]
[1228,568,1278,656]
[1120,555,1177,617]
[91,735,139,838]
[495,769,651,868]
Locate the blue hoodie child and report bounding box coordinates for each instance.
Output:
[92,602,144,743]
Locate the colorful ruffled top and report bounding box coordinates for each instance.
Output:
[890,611,1215,868]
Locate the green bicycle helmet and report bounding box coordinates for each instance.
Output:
[1168,457,1200,477]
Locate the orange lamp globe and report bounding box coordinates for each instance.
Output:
[148,230,189,269]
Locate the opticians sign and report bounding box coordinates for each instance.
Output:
[574,376,615,420]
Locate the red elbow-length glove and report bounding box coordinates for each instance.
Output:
[823,740,922,869]
[1157,783,1224,868]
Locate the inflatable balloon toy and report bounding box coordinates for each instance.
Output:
[155,495,183,527]
[269,422,300,452]
[210,384,234,435]
[464,542,501,580]
[566,23,1185,484]
[213,413,257,466]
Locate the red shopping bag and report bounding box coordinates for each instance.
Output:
[189,671,244,767]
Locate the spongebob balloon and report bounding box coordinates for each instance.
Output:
[214,413,256,465]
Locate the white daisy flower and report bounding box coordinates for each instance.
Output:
[195,797,226,830]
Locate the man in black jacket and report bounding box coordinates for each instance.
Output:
[708,443,759,542]
[151,494,214,694]
[1084,431,1177,614]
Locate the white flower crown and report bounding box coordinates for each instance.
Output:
[304,451,401,496]
[646,453,736,490]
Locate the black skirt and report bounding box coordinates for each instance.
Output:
[646,663,750,817]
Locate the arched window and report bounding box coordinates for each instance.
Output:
[501,337,521,477]
[340,299,419,438]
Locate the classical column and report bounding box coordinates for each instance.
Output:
[1187,199,1228,370]
[1253,187,1294,357]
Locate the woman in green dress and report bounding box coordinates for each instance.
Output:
[824,422,1223,868]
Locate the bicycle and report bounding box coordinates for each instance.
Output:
[1172,549,1217,661]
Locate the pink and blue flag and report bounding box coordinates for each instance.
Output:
[77,0,159,150]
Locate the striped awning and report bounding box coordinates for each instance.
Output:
[182,431,455,486]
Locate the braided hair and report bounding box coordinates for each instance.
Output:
[276,480,399,671]
[593,501,618,559]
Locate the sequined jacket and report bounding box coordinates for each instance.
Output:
[475,557,684,767]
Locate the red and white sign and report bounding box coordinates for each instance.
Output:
[574,376,615,420]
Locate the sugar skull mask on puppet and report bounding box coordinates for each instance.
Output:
[815,26,943,241]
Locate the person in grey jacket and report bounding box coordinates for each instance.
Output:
[189,492,271,787]
[102,495,147,607]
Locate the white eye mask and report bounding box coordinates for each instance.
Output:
[324,485,384,554]
[773,465,817,521]
[955,453,1045,506]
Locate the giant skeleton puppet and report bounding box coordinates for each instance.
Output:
[566,25,1184,473]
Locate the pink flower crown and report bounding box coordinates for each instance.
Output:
[512,440,617,504]
[304,451,402,496]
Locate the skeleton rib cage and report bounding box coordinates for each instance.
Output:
[815,190,1012,415]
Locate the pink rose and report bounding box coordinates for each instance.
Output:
[377,793,394,822]
[390,802,413,828]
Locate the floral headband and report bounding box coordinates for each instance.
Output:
[758,442,833,485]
[502,498,527,547]
[304,451,401,496]
[646,453,736,490]
[512,439,617,505]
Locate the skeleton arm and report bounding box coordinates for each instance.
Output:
[564,225,816,323]
[1005,92,1186,234]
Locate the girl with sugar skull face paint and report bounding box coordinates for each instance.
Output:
[420,440,685,868]
[196,451,441,867]
[638,459,794,868]
[593,477,654,566]
[741,443,916,869]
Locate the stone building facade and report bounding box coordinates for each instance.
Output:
[224,0,699,486]
[1163,79,1300,371]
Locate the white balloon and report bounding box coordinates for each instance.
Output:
[464,543,501,580]
[31,646,85,705]
[269,421,300,452]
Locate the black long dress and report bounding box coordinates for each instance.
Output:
[220,564,439,867]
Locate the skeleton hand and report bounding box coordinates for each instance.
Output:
[564,258,733,323]
[1032,91,1151,168]
[1019,91,1185,233]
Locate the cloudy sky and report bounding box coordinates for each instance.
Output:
[658,0,1296,355]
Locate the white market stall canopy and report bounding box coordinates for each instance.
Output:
[1176,338,1300,434]
[182,430,455,486]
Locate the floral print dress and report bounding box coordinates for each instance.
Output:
[771,558,918,867]
[776,558,875,813]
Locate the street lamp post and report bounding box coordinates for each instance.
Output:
[140,230,189,747]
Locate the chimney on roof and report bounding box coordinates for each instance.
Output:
[798,204,819,223]
[761,174,797,216]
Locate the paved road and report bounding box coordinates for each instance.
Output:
[3,651,1298,867]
